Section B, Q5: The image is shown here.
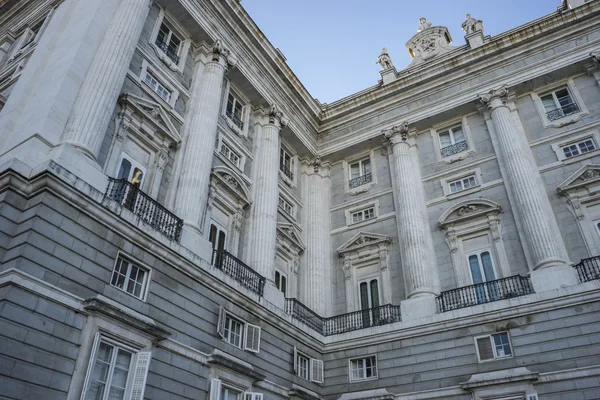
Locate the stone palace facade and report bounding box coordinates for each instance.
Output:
[1,0,600,399]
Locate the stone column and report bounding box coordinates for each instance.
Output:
[304,157,332,316]
[174,42,233,244]
[246,106,288,282]
[479,86,577,291]
[61,0,151,160]
[384,123,440,319]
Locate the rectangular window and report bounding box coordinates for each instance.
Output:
[475,332,513,362]
[278,196,294,217]
[541,87,578,121]
[275,270,287,296]
[110,256,150,300]
[349,355,378,382]
[439,125,468,157]
[220,141,242,168]
[293,347,323,383]
[351,207,375,224]
[226,93,245,130]
[217,307,261,352]
[209,222,227,252]
[155,22,181,64]
[279,148,294,180]
[560,138,596,159]
[348,158,373,189]
[224,315,244,348]
[295,352,309,380]
[144,72,171,102]
[448,175,477,193]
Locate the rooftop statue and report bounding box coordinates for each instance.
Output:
[376,47,394,70]
[417,17,432,32]
[462,13,483,35]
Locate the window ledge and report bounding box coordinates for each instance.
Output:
[544,111,588,128]
[349,376,379,384]
[150,43,183,74]
[225,117,247,137]
[279,171,297,188]
[438,149,475,165]
[346,182,376,196]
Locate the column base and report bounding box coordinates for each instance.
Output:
[530,265,579,292]
[400,295,437,321]
[180,224,213,263]
[263,282,285,310]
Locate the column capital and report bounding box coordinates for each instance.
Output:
[478,85,509,110]
[308,155,331,176]
[260,104,289,128]
[382,122,416,145]
[210,39,237,68]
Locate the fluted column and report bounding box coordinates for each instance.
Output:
[479,87,576,289]
[304,157,331,316]
[61,0,151,160]
[247,106,288,279]
[383,123,440,299]
[174,42,233,232]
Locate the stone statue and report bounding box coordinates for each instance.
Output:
[376,48,394,70]
[417,17,432,32]
[462,14,483,35]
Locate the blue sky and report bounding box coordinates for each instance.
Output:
[242,0,559,103]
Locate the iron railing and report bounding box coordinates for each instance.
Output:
[280,163,294,181]
[441,141,469,157]
[226,110,244,130]
[546,103,579,121]
[574,255,600,283]
[105,178,183,242]
[284,298,401,336]
[437,275,534,313]
[155,40,180,64]
[212,249,266,296]
[349,173,372,189]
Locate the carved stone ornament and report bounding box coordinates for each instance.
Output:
[222,173,239,188]
[156,148,169,171]
[417,17,432,32]
[234,209,243,231]
[378,248,389,270]
[376,47,394,70]
[115,111,132,142]
[406,21,453,65]
[382,122,410,144]
[462,14,484,35]
[478,86,509,110]
[591,51,600,66]
[580,169,600,181]
[342,258,352,280]
[456,205,478,216]
[445,230,459,253]
[207,184,218,211]
[312,155,322,173]
[267,104,289,127]
[211,39,237,67]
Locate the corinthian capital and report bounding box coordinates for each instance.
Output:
[382,122,411,144]
[211,39,237,67]
[267,104,289,127]
[478,85,508,110]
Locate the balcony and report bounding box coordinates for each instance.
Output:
[212,249,266,296]
[348,173,372,189]
[225,109,244,130]
[154,40,180,64]
[279,163,294,181]
[285,298,401,336]
[546,103,579,121]
[436,275,534,313]
[440,141,469,157]
[105,178,183,242]
[574,255,600,283]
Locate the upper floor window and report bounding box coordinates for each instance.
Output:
[116,154,146,187]
[278,196,294,217]
[351,207,375,224]
[209,380,263,400]
[474,332,512,362]
[295,351,309,380]
[144,72,171,103]
[293,347,324,383]
[275,270,287,296]
[349,158,372,189]
[279,147,294,181]
[110,255,150,300]
[541,87,579,122]
[209,221,227,252]
[217,307,261,352]
[439,125,467,157]
[349,355,378,382]
[226,93,245,131]
[449,175,477,193]
[155,22,181,64]
[220,141,242,169]
[561,138,596,159]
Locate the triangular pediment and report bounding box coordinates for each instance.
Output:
[337,231,391,255]
[211,166,251,207]
[438,199,501,227]
[276,223,305,253]
[557,164,600,193]
[118,93,182,144]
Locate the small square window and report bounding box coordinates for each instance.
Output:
[220,142,242,168]
[110,256,150,300]
[144,72,171,102]
[475,332,513,362]
[560,138,596,159]
[278,196,294,217]
[541,87,579,121]
[448,175,477,194]
[349,355,378,382]
[351,207,375,224]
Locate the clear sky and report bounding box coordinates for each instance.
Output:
[242,0,559,104]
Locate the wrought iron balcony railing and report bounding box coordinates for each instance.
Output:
[348,173,372,189]
[574,255,600,283]
[284,298,401,336]
[105,178,183,242]
[212,249,266,296]
[440,141,469,157]
[546,103,579,121]
[155,40,180,64]
[226,110,244,130]
[279,163,294,181]
[436,275,534,313]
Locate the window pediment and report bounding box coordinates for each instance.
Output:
[438,199,501,228]
[557,164,600,194]
[276,223,305,254]
[337,232,391,255]
[211,166,251,208]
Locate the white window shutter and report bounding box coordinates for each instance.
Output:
[80,332,102,400]
[210,379,222,400]
[527,395,539,400]
[130,351,152,400]
[244,393,263,400]
[217,306,226,339]
[293,346,298,373]
[244,323,261,353]
[310,359,324,383]
[476,337,494,361]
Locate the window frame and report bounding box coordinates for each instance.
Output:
[149,8,191,73]
[448,174,477,194]
[531,78,588,128]
[431,115,476,164]
[143,71,172,103]
[343,150,378,194]
[551,131,600,162]
[217,307,261,353]
[345,200,380,227]
[466,249,498,285]
[560,138,596,159]
[278,195,295,219]
[215,133,248,172]
[222,83,251,137]
[474,332,513,363]
[294,350,310,380]
[293,347,323,383]
[138,60,180,109]
[110,254,152,301]
[274,269,287,297]
[348,355,378,383]
[220,141,242,169]
[279,145,297,187]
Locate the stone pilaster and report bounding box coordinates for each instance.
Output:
[304,156,331,316]
[247,106,288,281]
[479,86,577,291]
[174,42,233,236]
[61,0,151,160]
[383,123,440,300]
